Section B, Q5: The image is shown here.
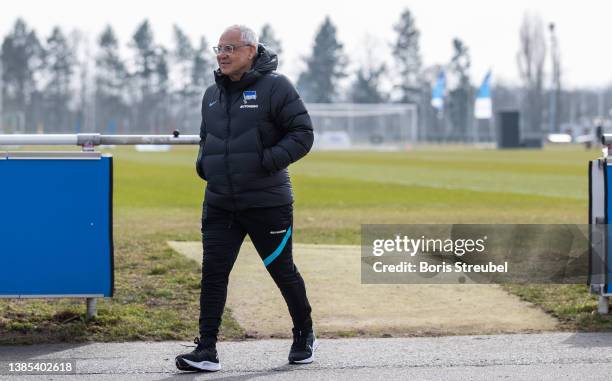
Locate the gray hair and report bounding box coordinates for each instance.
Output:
[224,25,259,46]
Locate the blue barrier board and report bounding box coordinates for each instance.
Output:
[0,155,113,297]
[607,164,612,294]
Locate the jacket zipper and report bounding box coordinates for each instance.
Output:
[224,90,237,210]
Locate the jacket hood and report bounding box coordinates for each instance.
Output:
[214,44,278,89]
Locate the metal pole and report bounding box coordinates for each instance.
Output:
[599,90,604,120]
[86,298,97,320]
[0,133,200,146]
[598,295,609,314]
[0,134,79,145]
[100,134,199,145]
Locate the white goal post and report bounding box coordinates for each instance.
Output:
[306,103,418,150]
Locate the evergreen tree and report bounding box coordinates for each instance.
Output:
[130,20,167,132]
[95,25,128,132]
[172,25,194,96]
[392,9,422,104]
[131,20,157,99]
[1,18,44,131]
[153,47,170,133]
[43,26,75,132]
[192,36,214,93]
[296,16,346,103]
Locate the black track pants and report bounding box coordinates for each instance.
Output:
[198,203,313,344]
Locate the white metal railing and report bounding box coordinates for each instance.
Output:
[0,132,200,148]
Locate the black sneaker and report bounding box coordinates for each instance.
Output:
[288,328,318,364]
[175,337,221,372]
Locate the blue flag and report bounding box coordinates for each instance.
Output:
[474,70,492,119]
[431,69,445,111]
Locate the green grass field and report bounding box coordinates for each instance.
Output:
[1,145,610,344]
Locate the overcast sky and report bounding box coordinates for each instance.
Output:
[1,0,610,89]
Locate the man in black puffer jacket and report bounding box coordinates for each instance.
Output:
[176,25,317,373]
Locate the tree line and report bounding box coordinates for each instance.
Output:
[0,10,609,140]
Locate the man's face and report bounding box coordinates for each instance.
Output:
[216,29,257,80]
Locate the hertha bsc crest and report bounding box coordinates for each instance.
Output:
[243,91,257,103]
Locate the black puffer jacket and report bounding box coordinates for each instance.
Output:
[196,44,313,211]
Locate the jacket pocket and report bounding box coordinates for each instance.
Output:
[255,129,264,158]
[196,139,210,181]
[196,143,206,180]
[255,129,276,175]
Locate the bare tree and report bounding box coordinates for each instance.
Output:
[259,24,282,57]
[350,35,387,103]
[548,22,562,132]
[447,38,472,140]
[517,12,547,139]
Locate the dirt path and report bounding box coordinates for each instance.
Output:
[168,241,558,338]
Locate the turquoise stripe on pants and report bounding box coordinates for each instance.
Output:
[263,227,292,267]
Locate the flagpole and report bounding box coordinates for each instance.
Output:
[471,86,477,144]
[431,68,446,142]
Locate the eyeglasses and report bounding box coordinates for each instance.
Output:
[213,44,251,55]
